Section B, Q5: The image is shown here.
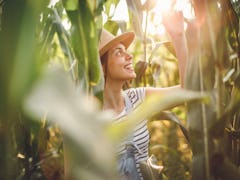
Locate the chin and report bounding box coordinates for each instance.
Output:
[128,73,136,80]
[132,72,137,78]
[122,72,136,80]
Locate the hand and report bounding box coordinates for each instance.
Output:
[162,10,184,38]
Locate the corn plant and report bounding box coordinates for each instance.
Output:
[185,0,240,179]
[0,0,240,179]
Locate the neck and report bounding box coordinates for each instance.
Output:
[103,80,125,114]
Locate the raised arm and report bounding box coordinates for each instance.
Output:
[146,10,188,97]
[162,10,188,87]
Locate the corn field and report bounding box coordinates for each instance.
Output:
[0,0,239,179]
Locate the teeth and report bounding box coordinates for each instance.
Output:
[125,64,133,70]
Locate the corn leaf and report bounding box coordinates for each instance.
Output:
[24,68,116,179]
[107,89,209,141]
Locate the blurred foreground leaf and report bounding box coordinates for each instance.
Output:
[108,89,209,141]
[24,67,117,179]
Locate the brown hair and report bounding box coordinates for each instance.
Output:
[100,52,108,85]
[100,51,131,89]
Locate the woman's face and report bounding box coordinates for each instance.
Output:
[104,43,136,81]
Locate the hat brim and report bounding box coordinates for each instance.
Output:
[99,31,135,57]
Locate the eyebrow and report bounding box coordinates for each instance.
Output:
[112,47,126,52]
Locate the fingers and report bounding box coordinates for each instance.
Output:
[162,10,184,27]
[162,10,185,37]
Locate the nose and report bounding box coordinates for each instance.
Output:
[125,52,133,61]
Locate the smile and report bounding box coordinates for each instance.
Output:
[124,63,134,71]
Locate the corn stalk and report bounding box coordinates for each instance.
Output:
[185,0,240,179]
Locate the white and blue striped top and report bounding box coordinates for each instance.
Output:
[115,87,149,179]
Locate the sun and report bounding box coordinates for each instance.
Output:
[110,0,195,36]
[145,0,195,36]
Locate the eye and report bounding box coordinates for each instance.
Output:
[115,49,126,57]
[116,50,122,56]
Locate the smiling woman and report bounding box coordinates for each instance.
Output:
[99,1,189,177]
[99,28,151,178]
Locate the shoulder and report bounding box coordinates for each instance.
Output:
[124,87,146,105]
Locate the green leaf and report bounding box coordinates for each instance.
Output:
[8,1,43,105]
[107,89,209,141]
[64,0,101,90]
[51,8,77,80]
[62,0,79,11]
[134,60,148,85]
[104,0,120,18]
[151,111,190,142]
[24,68,116,179]
[210,88,240,138]
[67,10,87,83]
[104,20,121,35]
[148,41,172,63]
[126,0,143,37]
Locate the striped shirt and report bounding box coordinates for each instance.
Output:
[115,87,149,179]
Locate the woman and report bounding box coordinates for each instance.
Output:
[99,11,188,180]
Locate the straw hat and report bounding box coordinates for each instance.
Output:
[99,29,135,57]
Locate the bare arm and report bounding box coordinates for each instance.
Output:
[146,85,181,97]
[170,33,188,87]
[146,11,188,97]
[162,10,188,87]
